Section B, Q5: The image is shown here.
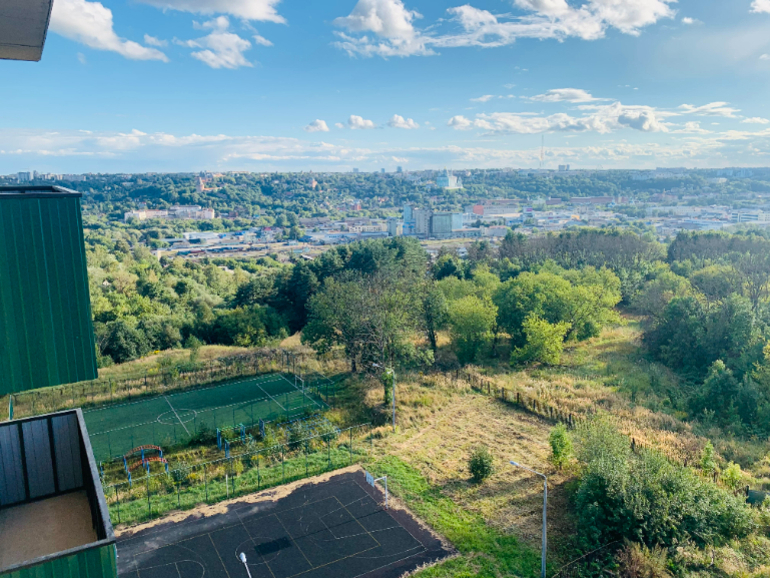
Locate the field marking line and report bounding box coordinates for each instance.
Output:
[279,374,323,409]
[254,381,287,412]
[164,396,190,436]
[333,495,382,548]
[273,513,313,568]
[235,513,277,578]
[209,533,234,578]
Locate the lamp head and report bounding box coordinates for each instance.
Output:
[240,553,248,564]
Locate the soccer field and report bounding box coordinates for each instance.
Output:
[85,373,321,461]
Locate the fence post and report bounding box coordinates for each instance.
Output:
[115,486,121,525]
[177,481,180,509]
[257,454,261,490]
[204,465,208,502]
[146,474,151,520]
[282,446,285,483]
[349,428,352,464]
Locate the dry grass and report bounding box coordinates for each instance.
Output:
[97,345,250,379]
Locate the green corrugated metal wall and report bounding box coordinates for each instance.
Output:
[0,544,117,578]
[0,192,98,395]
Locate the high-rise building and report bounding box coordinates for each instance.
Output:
[17,171,32,182]
[559,164,570,171]
[387,218,403,236]
[436,169,463,190]
[352,168,360,173]
[397,166,403,173]
[414,208,432,237]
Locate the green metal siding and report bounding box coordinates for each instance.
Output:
[0,193,97,395]
[0,544,117,578]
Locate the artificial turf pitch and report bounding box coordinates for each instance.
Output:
[116,470,452,578]
[85,373,318,461]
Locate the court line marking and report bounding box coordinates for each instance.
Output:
[164,395,190,435]
[234,509,277,578]
[279,374,323,409]
[122,482,432,578]
[209,532,233,578]
[273,512,313,567]
[253,381,287,411]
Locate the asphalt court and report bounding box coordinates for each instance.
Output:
[116,470,452,578]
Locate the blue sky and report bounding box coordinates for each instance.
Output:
[3,0,770,173]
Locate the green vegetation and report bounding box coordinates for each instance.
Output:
[468,446,495,483]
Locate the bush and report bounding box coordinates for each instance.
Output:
[511,314,571,366]
[549,423,573,469]
[617,542,671,578]
[469,446,494,483]
[573,418,754,548]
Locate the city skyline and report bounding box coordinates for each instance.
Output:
[3,0,770,173]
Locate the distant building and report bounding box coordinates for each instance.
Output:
[397,166,403,173]
[414,208,432,237]
[436,169,463,190]
[381,168,386,173]
[195,177,205,193]
[17,171,32,182]
[558,165,570,172]
[731,211,770,223]
[570,196,615,205]
[124,205,215,223]
[387,218,403,237]
[352,168,360,173]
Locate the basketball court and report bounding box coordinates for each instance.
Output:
[116,469,452,578]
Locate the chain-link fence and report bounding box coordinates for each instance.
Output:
[105,423,372,528]
[3,348,326,420]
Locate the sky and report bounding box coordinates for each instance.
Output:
[3,0,770,173]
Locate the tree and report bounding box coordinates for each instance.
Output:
[549,423,573,469]
[303,272,421,372]
[700,441,718,477]
[421,285,449,353]
[512,314,571,366]
[102,320,150,363]
[447,296,497,364]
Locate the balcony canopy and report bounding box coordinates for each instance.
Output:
[0,0,54,61]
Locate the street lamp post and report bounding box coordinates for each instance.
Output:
[372,363,396,432]
[510,461,547,578]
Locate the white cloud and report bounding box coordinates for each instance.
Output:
[50,0,168,61]
[681,17,701,25]
[77,52,87,64]
[450,102,670,134]
[447,115,474,130]
[9,126,770,172]
[332,0,433,57]
[335,123,346,129]
[671,121,711,134]
[180,18,253,69]
[388,114,419,129]
[528,88,601,103]
[742,117,770,124]
[334,0,675,57]
[678,102,741,118]
[348,115,377,129]
[471,95,496,103]
[253,35,273,46]
[304,120,330,133]
[135,0,285,22]
[144,35,168,47]
[761,54,770,60]
[751,0,770,14]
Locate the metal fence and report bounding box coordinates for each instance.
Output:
[104,423,372,528]
[4,348,320,420]
[550,541,622,578]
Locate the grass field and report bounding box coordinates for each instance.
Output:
[86,373,322,461]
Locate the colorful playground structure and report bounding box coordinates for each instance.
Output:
[122,445,169,486]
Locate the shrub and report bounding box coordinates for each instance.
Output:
[573,418,754,548]
[549,423,573,469]
[469,446,494,483]
[721,462,743,491]
[617,542,671,578]
[511,314,571,366]
[701,441,718,476]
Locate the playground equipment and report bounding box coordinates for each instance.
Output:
[217,424,253,459]
[122,445,168,486]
